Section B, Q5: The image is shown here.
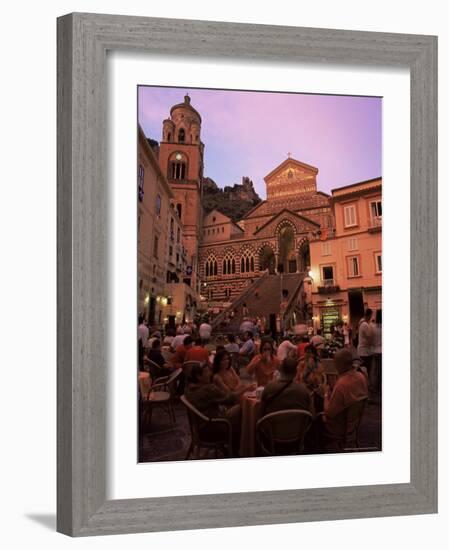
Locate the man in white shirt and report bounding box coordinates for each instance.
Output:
[199,319,212,341]
[138,314,149,345]
[357,309,375,389]
[276,337,297,361]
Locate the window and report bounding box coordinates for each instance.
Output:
[322,265,334,282]
[370,200,382,219]
[138,164,144,201]
[225,288,231,300]
[348,256,360,277]
[222,227,224,233]
[177,228,180,243]
[178,128,185,142]
[155,194,162,216]
[321,242,331,256]
[348,237,358,251]
[240,251,255,273]
[153,235,159,258]
[375,252,382,273]
[343,204,357,227]
[169,245,173,257]
[176,203,182,219]
[171,162,186,180]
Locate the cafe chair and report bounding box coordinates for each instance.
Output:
[140,368,182,431]
[341,396,368,450]
[322,397,369,451]
[180,395,233,459]
[144,358,166,379]
[256,409,313,456]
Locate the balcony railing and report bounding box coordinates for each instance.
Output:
[368,216,382,232]
[317,279,340,294]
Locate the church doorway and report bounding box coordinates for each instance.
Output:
[278,225,296,273]
[298,240,310,273]
[259,245,276,274]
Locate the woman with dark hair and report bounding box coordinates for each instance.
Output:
[212,350,249,393]
[296,343,325,412]
[246,336,280,386]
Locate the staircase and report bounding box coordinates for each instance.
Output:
[212,273,305,333]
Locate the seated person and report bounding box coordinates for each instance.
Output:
[184,337,211,366]
[247,337,280,386]
[212,350,251,393]
[297,335,310,359]
[170,335,193,369]
[276,336,298,362]
[322,348,369,447]
[185,364,249,456]
[238,331,255,367]
[296,344,325,413]
[224,334,240,354]
[144,339,173,379]
[310,329,326,350]
[261,357,312,416]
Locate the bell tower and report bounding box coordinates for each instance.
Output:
[158,94,204,290]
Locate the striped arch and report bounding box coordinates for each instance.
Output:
[274,217,298,236]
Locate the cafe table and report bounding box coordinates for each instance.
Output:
[239,391,262,457]
[138,371,151,399]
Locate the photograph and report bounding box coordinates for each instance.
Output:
[137,85,382,462]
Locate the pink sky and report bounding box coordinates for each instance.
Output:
[138,86,381,198]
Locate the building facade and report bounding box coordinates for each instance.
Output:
[140,94,381,332]
[308,178,382,333]
[138,127,200,327]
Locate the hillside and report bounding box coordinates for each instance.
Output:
[202,176,261,221]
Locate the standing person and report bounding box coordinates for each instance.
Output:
[247,337,280,386]
[357,308,375,388]
[240,317,255,334]
[199,316,212,342]
[242,302,249,318]
[372,309,382,395]
[138,314,149,346]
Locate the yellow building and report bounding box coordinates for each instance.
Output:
[308,177,382,333]
[138,127,200,327]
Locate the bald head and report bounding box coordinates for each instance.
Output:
[333,349,354,374]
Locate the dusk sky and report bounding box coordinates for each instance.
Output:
[138,86,382,198]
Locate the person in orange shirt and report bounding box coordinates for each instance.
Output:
[184,337,211,366]
[246,337,280,386]
[297,335,310,359]
[171,335,193,369]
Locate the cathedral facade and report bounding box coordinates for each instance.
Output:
[198,157,333,308]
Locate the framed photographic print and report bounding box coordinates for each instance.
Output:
[57,13,437,536]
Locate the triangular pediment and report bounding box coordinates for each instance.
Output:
[264,157,318,183]
[253,208,320,237]
[264,157,318,203]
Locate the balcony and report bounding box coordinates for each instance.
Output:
[368,216,382,232]
[317,279,340,294]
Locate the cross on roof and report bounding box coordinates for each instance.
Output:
[287,151,291,158]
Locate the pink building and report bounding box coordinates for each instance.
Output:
[308,177,382,334]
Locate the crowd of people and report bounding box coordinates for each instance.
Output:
[138,306,382,457]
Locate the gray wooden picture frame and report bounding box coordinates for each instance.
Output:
[57,12,438,537]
